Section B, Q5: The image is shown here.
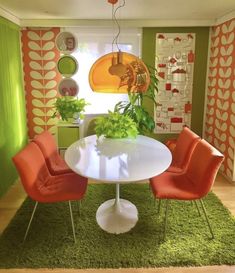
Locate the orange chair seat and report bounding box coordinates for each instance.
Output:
[150,172,200,200]
[37,172,87,203]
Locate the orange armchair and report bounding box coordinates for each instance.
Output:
[164,139,177,153]
[150,139,224,240]
[33,130,72,175]
[165,126,200,173]
[12,142,88,243]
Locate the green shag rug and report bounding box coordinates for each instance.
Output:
[0,184,235,268]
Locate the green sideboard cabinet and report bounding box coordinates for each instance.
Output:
[56,122,80,153]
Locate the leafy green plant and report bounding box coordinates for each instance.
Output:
[52,96,89,122]
[114,65,158,134]
[94,111,138,139]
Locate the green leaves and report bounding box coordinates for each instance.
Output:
[94,111,138,139]
[114,65,158,135]
[52,96,89,121]
[117,102,155,134]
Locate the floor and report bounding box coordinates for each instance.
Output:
[0,173,234,273]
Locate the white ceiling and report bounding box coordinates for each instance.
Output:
[0,0,234,26]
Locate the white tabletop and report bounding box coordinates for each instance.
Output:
[65,135,172,183]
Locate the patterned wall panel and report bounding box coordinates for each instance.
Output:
[154,33,195,134]
[205,19,235,180]
[21,28,61,139]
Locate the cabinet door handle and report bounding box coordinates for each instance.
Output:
[65,126,79,128]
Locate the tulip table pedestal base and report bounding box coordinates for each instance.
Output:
[96,184,138,234]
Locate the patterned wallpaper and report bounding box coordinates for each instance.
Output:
[21,28,61,139]
[204,19,235,181]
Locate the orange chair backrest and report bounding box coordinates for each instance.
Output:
[186,139,224,197]
[33,131,58,171]
[12,142,51,201]
[172,126,200,169]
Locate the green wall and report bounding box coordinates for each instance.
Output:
[0,17,28,197]
[142,27,209,142]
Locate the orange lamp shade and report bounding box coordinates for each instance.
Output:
[89,52,150,93]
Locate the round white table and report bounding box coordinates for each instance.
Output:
[65,135,172,234]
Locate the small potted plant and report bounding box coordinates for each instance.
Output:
[52,96,89,123]
[94,111,138,139]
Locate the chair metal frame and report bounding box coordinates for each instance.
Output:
[154,198,214,241]
[23,200,82,243]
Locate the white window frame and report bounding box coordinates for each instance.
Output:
[64,27,142,114]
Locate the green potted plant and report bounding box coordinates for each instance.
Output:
[114,65,158,134]
[52,96,89,122]
[94,111,138,139]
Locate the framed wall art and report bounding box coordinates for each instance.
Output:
[154,33,195,133]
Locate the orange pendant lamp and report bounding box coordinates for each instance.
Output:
[89,51,150,93]
[88,0,150,94]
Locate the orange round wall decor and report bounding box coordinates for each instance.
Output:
[58,78,79,96]
[89,52,150,93]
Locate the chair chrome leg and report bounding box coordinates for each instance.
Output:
[163,199,170,241]
[68,201,76,243]
[194,200,201,216]
[23,201,38,243]
[199,199,214,239]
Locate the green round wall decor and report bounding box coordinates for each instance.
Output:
[57,55,78,77]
